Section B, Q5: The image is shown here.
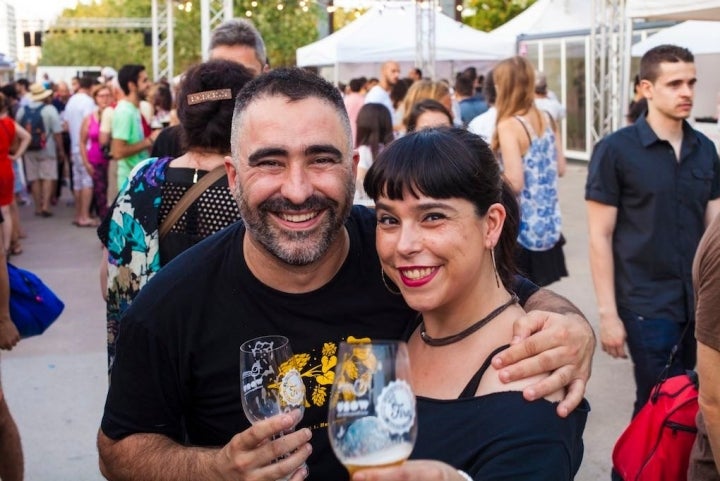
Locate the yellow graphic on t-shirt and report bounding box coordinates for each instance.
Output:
[282,337,372,409]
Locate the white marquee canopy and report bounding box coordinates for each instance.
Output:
[296,2,513,68]
[626,0,720,21]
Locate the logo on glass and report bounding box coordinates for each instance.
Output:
[376,380,415,435]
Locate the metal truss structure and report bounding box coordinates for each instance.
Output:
[49,17,153,29]
[199,0,233,62]
[148,0,232,79]
[151,0,173,81]
[41,0,231,81]
[415,0,437,80]
[589,0,631,143]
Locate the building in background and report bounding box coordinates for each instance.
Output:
[0,0,17,83]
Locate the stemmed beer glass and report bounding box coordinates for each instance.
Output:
[240,335,306,480]
[327,340,417,476]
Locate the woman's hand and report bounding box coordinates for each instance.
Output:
[352,460,468,481]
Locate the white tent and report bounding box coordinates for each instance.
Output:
[626,0,720,21]
[631,21,720,56]
[485,0,592,45]
[296,2,513,81]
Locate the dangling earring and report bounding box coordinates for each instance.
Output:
[381,268,401,295]
[491,247,500,288]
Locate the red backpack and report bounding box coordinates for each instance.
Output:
[612,370,699,481]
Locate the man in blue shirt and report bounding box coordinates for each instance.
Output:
[586,44,720,418]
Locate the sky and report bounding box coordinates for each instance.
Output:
[14,0,79,23]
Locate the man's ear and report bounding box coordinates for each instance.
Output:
[225,156,238,192]
[351,149,359,177]
[639,79,653,100]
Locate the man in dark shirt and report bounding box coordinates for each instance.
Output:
[97,68,595,481]
[586,44,720,418]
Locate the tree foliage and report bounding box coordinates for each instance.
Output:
[236,1,319,68]
[40,0,319,75]
[463,0,536,32]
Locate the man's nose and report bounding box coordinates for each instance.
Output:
[280,164,313,204]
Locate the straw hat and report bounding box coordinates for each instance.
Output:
[29,83,53,102]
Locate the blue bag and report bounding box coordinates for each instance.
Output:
[8,263,64,337]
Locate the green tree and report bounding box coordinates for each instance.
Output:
[331,7,368,32]
[463,0,536,32]
[40,0,200,77]
[40,0,320,75]
[235,1,319,68]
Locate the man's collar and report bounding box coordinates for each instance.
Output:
[635,113,698,148]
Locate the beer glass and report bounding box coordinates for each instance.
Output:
[327,340,417,476]
[240,335,305,480]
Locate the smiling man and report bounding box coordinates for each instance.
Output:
[98,68,595,481]
[586,44,720,422]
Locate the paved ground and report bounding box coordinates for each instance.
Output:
[1,162,635,480]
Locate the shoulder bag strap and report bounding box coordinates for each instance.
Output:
[158,165,226,240]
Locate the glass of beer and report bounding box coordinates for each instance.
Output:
[327,340,417,476]
[240,335,306,480]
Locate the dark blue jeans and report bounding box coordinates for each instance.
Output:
[619,308,696,418]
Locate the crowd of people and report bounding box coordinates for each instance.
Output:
[340,59,569,288]
[0,13,718,481]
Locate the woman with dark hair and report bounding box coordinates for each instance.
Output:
[150,82,174,129]
[405,98,453,132]
[354,103,394,205]
[361,127,588,480]
[98,60,254,368]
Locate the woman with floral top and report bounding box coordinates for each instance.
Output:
[97,60,254,369]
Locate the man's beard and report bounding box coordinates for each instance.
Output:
[235,176,355,266]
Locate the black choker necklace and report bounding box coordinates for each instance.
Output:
[419,293,519,347]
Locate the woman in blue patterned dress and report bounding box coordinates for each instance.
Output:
[97,60,254,369]
[492,56,568,287]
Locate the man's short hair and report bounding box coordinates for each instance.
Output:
[0,83,17,100]
[639,44,694,83]
[348,78,364,93]
[462,66,477,82]
[454,74,474,97]
[16,78,29,90]
[117,64,146,95]
[231,68,351,160]
[78,76,95,91]
[210,19,267,67]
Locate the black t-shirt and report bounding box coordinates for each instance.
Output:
[414,394,589,480]
[411,346,589,480]
[102,206,540,480]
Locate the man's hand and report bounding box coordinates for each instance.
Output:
[0,317,19,350]
[491,310,595,417]
[599,314,627,359]
[214,410,311,481]
[98,410,311,481]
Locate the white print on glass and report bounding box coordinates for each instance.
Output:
[280,369,305,407]
[376,380,415,435]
